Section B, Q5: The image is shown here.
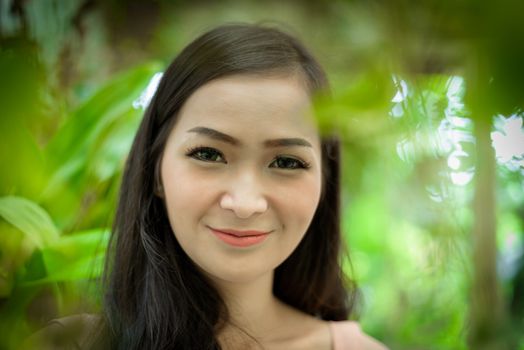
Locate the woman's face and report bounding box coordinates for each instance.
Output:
[160,74,322,284]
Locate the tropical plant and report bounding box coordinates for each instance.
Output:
[0,61,161,349]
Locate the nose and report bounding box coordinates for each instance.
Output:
[219,170,268,219]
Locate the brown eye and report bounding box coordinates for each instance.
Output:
[269,156,310,170]
[186,147,226,163]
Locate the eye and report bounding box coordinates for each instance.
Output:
[185,146,226,163]
[269,156,311,170]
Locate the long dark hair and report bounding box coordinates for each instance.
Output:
[102,23,358,349]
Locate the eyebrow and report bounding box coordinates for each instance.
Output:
[187,126,313,148]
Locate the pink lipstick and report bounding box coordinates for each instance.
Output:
[208,226,270,247]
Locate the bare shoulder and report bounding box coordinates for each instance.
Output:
[355,328,388,350]
[293,317,332,350]
[274,302,388,350]
[330,320,389,350]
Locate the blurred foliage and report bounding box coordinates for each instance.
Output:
[1,0,523,349]
[0,38,161,346]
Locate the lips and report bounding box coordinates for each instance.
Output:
[207,226,271,247]
[209,227,271,237]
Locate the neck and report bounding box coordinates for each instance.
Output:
[210,271,288,346]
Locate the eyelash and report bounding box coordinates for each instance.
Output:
[184,146,311,170]
[185,146,225,163]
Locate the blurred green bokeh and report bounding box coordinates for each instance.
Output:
[1,1,523,349]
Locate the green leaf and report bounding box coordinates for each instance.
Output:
[40,62,162,227]
[44,62,163,174]
[21,228,110,285]
[0,196,59,248]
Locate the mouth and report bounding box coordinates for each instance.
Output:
[207,226,271,248]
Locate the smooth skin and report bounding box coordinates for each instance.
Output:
[160,74,331,349]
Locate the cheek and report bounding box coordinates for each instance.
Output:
[161,159,216,232]
[274,174,322,234]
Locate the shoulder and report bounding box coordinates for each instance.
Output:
[329,321,388,350]
[23,313,106,350]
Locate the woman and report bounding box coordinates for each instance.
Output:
[29,23,388,350]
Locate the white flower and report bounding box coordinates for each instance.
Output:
[132,72,164,110]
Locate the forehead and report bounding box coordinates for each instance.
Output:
[171,74,319,143]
